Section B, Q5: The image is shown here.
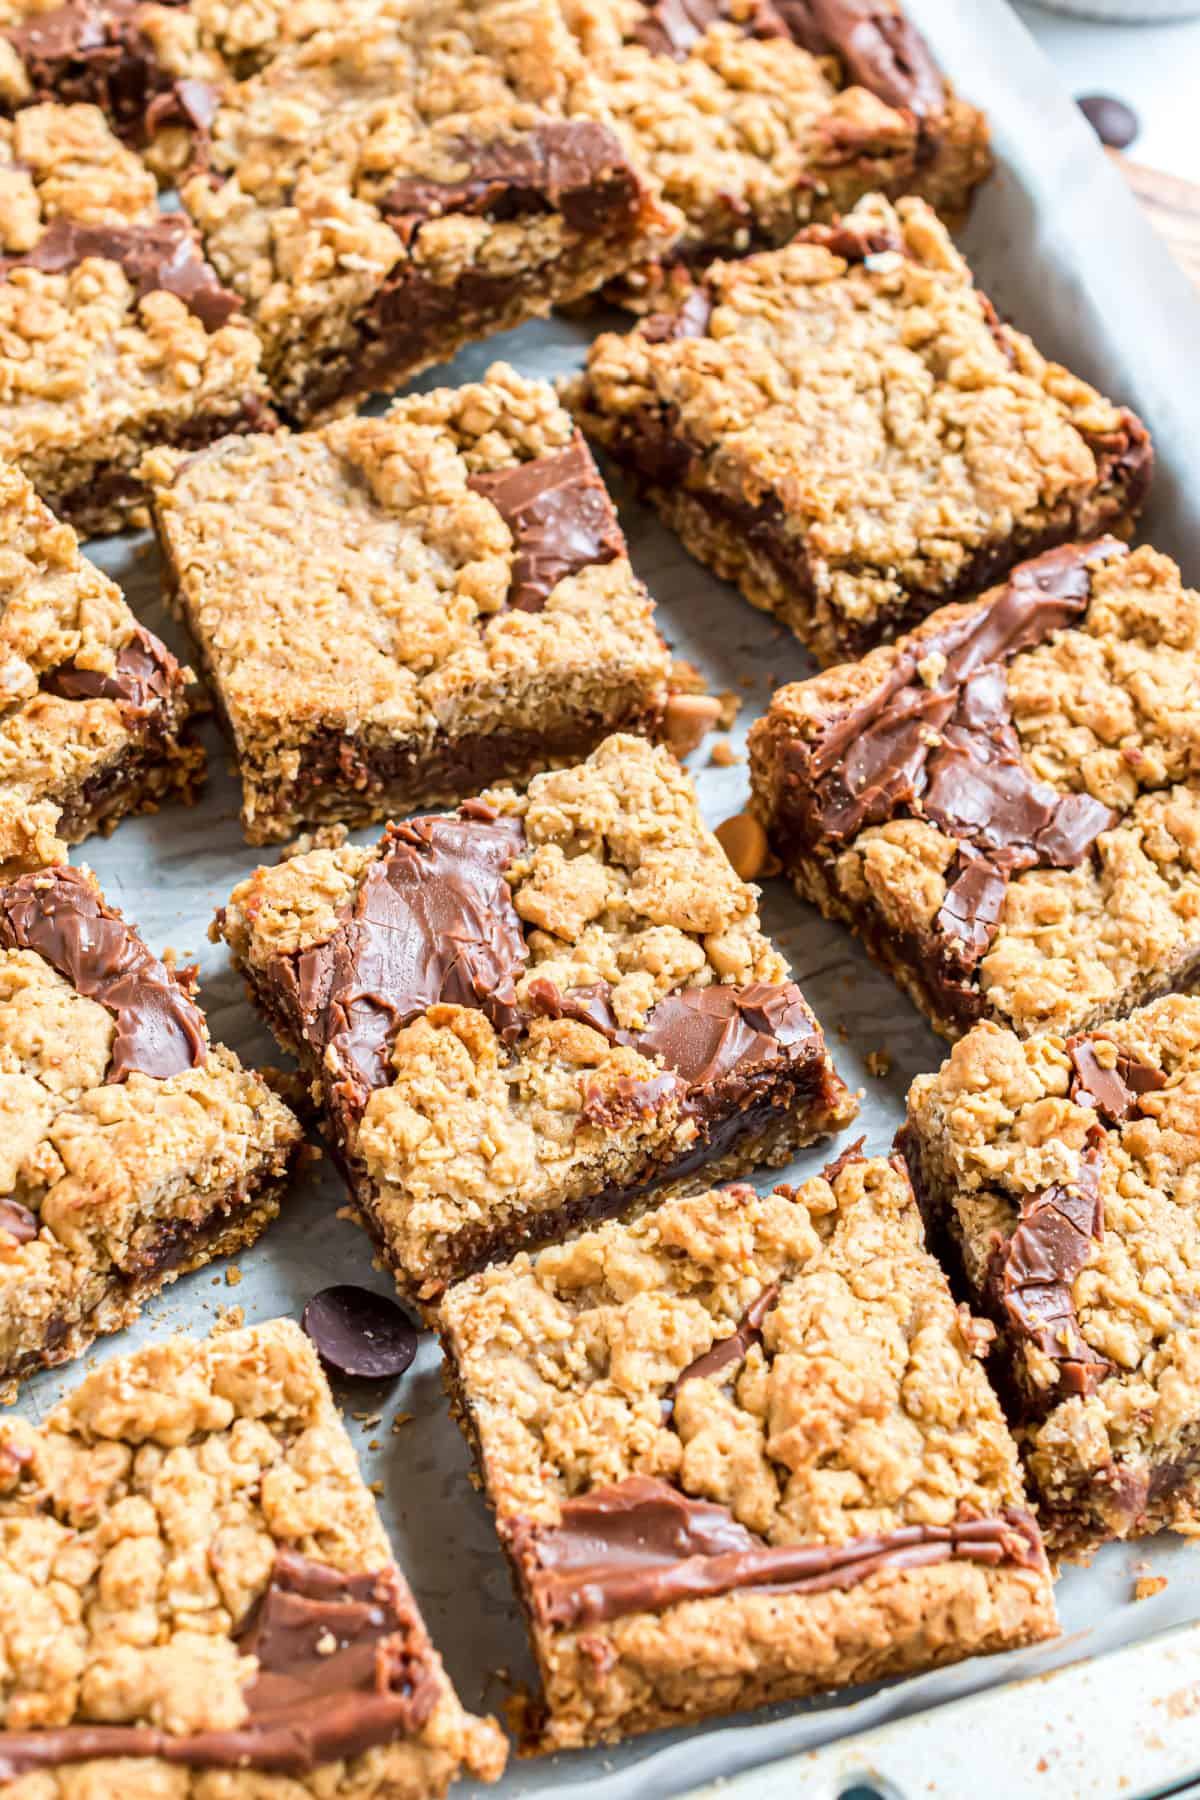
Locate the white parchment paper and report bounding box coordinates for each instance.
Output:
[14,2,1200,1793]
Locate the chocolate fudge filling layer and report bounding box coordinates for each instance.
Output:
[0,866,206,1080]
[507,1475,1046,1629]
[41,622,178,711]
[467,433,626,612]
[0,1552,440,1780]
[767,540,1132,1018]
[1,214,241,330]
[292,123,644,419]
[2,0,217,141]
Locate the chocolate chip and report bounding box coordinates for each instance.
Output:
[302,1285,419,1380]
[1077,93,1139,151]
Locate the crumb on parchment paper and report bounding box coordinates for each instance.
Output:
[1134,1576,1168,1601]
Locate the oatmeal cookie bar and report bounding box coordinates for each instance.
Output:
[0,100,272,533]
[572,194,1152,665]
[0,461,201,868]
[567,0,989,306]
[439,1152,1058,1750]
[0,863,303,1393]
[216,734,856,1306]
[0,1318,507,1793]
[143,365,671,843]
[182,0,666,424]
[749,537,1200,1041]
[903,994,1200,1559]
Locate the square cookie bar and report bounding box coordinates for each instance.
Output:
[749,537,1200,1041]
[0,101,273,533]
[216,735,856,1306]
[0,863,303,1392]
[568,0,989,304]
[439,1152,1058,1750]
[183,0,665,424]
[573,194,1152,665]
[0,460,201,874]
[144,365,671,843]
[903,994,1200,1560]
[0,1319,507,1792]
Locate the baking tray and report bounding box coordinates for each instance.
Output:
[13,1,1200,1795]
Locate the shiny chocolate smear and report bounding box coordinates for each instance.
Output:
[1068,1034,1168,1125]
[1,214,241,331]
[509,1475,1046,1627]
[0,1551,439,1779]
[992,1132,1112,1397]
[662,1279,780,1418]
[41,625,176,710]
[633,0,785,57]
[0,1199,37,1244]
[292,808,527,1112]
[770,0,945,116]
[467,434,626,612]
[0,867,206,1081]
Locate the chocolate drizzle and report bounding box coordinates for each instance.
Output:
[0,1551,439,1780]
[990,1133,1111,1398]
[383,121,641,240]
[770,0,946,116]
[0,867,207,1082]
[1,214,241,331]
[41,625,176,711]
[1068,1033,1168,1124]
[663,1280,780,1417]
[787,540,1125,975]
[509,1475,1045,1628]
[467,434,626,612]
[290,807,528,1114]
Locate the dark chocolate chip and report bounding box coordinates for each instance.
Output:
[302,1285,419,1380]
[1077,93,1139,151]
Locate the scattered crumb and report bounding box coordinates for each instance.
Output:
[1134,1575,1168,1601]
[211,1305,245,1336]
[369,1480,384,1496]
[865,1049,891,1078]
[716,689,741,729]
[666,655,707,695]
[368,1438,381,1452]
[709,739,740,767]
[392,1412,414,1433]
[225,1266,242,1287]
[738,674,757,689]
[836,1024,849,1041]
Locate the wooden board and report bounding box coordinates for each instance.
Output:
[1116,152,1200,290]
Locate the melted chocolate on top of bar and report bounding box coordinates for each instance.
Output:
[1068,1034,1168,1125]
[770,0,945,116]
[661,1279,780,1420]
[0,1199,37,1243]
[0,866,207,1082]
[790,539,1125,973]
[382,120,641,240]
[507,1474,1045,1628]
[41,624,177,711]
[0,1551,440,1780]
[989,1131,1111,1399]
[467,434,626,612]
[292,806,528,1110]
[0,214,241,331]
[633,0,786,57]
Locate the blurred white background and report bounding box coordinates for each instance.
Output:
[1016,2,1199,177]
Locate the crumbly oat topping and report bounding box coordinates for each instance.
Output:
[143,363,669,842]
[218,735,853,1296]
[0,866,303,1388]
[575,194,1149,663]
[753,541,1200,1039]
[905,995,1200,1553]
[441,1156,1056,1746]
[183,0,663,421]
[0,1319,506,1794]
[0,100,270,533]
[0,460,199,861]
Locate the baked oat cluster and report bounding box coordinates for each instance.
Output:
[218,734,855,1303]
[750,538,1200,1041]
[143,364,671,841]
[0,459,200,869]
[574,193,1151,664]
[904,995,1200,1562]
[440,1150,1057,1747]
[0,98,273,532]
[0,1319,507,1795]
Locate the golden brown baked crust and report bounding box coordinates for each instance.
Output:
[439,1155,1058,1750]
[216,735,856,1304]
[144,364,670,843]
[572,194,1151,665]
[0,1319,508,1794]
[904,993,1200,1559]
